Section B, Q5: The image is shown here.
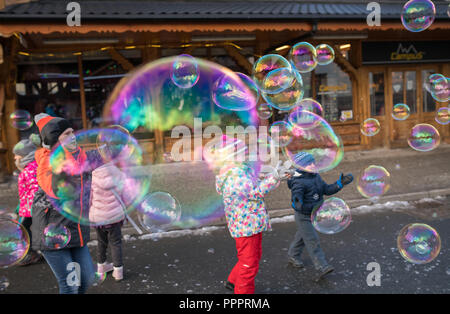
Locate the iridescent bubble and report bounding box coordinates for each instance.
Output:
[252,54,294,94]
[92,272,107,286]
[361,118,381,137]
[212,72,259,111]
[311,197,351,234]
[269,121,292,147]
[96,125,135,163]
[397,223,441,264]
[357,165,391,199]
[423,73,445,93]
[256,103,273,120]
[315,44,335,66]
[170,54,200,89]
[283,111,344,173]
[103,56,258,229]
[10,110,33,131]
[138,192,182,233]
[407,123,440,152]
[429,76,450,102]
[42,223,71,249]
[288,42,317,73]
[261,69,304,111]
[295,98,324,116]
[435,107,449,125]
[392,103,411,121]
[49,129,150,226]
[401,0,436,32]
[339,113,348,122]
[0,218,30,268]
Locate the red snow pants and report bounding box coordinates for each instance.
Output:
[227,232,262,294]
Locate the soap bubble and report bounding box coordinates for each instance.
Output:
[288,42,317,73]
[96,125,135,163]
[294,98,324,117]
[42,223,71,249]
[339,113,348,122]
[49,129,150,226]
[407,123,440,152]
[212,72,259,111]
[423,73,445,93]
[261,69,304,111]
[0,218,30,268]
[269,121,292,147]
[397,223,441,264]
[361,118,381,137]
[170,54,200,88]
[435,107,449,125]
[252,54,294,94]
[311,197,351,234]
[138,192,182,233]
[283,111,344,173]
[401,0,436,32]
[429,76,449,102]
[357,165,391,199]
[263,67,296,95]
[392,103,411,121]
[10,110,33,130]
[315,44,335,66]
[92,272,107,286]
[256,103,273,120]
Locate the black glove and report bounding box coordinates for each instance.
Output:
[340,173,354,186]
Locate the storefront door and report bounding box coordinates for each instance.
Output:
[368,65,442,148]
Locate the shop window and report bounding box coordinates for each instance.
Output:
[369,72,385,116]
[391,71,417,114]
[422,69,437,112]
[314,63,353,122]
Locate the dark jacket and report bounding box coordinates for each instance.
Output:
[287,170,342,215]
[31,147,102,251]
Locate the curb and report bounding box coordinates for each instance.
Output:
[90,187,450,241]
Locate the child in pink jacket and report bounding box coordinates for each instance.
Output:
[89,162,136,281]
[215,161,281,294]
[13,134,42,265]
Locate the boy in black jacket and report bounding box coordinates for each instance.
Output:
[287,152,353,281]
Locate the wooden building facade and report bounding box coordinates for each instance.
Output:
[0,0,449,173]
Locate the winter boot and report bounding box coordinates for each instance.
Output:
[97,262,114,275]
[288,256,304,268]
[315,265,334,282]
[224,280,234,291]
[112,266,123,281]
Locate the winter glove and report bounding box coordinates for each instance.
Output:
[292,197,303,211]
[337,173,353,188]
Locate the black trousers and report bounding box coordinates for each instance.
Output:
[95,221,123,267]
[21,217,33,247]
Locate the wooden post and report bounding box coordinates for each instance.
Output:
[0,36,20,173]
[77,54,88,130]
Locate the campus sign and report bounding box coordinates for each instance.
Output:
[362,41,450,64]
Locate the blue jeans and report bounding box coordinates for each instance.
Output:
[288,211,329,270]
[42,246,95,294]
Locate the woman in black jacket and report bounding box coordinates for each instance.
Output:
[31,113,102,294]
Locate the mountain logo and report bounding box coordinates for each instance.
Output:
[391,43,424,61]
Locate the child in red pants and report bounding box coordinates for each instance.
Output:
[216,162,281,294]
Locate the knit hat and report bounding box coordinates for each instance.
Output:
[34,113,71,147]
[293,152,315,167]
[13,134,41,157]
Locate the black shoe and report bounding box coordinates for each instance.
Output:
[315,265,334,282]
[224,281,234,291]
[288,257,304,268]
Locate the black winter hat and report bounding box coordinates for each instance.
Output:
[34,113,71,147]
